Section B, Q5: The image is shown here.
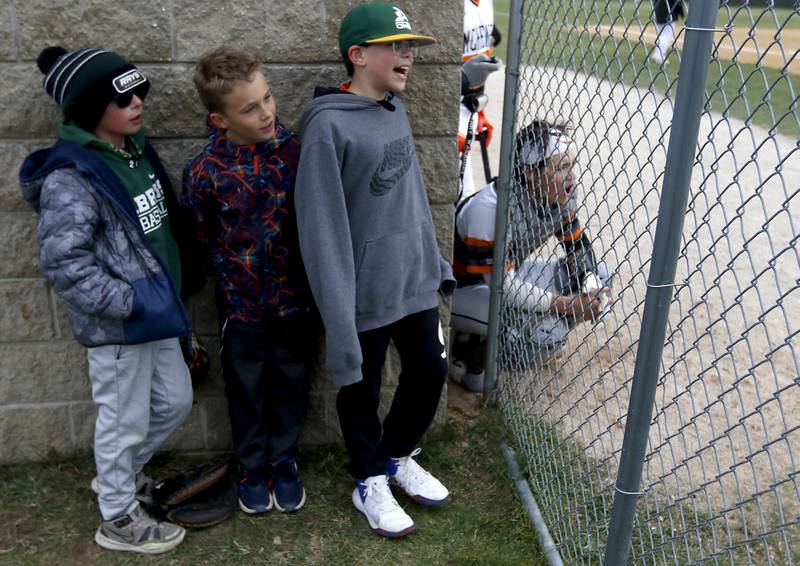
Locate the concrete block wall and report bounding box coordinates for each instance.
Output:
[0,1,461,463]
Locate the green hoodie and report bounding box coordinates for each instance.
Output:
[58,122,182,293]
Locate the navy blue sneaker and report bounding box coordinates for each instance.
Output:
[238,468,273,514]
[271,455,306,513]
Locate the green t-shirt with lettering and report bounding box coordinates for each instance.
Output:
[58,122,182,293]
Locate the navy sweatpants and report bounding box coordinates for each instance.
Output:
[220,313,312,471]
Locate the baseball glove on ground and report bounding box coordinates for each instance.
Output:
[144,455,237,528]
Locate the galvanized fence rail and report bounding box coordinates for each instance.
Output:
[486,1,799,563]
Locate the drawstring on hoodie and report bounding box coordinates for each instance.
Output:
[378,98,396,111]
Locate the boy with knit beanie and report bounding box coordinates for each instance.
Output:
[19,47,201,554]
[295,3,455,538]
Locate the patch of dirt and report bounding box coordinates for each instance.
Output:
[446,381,484,421]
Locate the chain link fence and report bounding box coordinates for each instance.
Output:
[489,1,799,563]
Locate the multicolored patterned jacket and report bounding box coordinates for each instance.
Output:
[181,123,309,322]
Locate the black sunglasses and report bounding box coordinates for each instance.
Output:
[112,82,150,108]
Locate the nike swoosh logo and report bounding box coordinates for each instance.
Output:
[106,527,135,543]
[370,136,414,196]
[374,165,406,183]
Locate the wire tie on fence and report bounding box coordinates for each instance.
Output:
[615,483,646,497]
[683,24,733,34]
[646,281,681,289]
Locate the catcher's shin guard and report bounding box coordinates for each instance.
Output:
[451,331,486,374]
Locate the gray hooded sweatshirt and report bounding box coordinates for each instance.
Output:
[295,89,455,387]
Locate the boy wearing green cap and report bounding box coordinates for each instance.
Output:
[295,3,455,538]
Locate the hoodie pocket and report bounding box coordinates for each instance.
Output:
[355,223,440,316]
[123,271,190,344]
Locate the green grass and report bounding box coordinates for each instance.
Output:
[494,0,799,136]
[495,0,800,37]
[0,406,544,566]
[495,1,510,62]
[559,1,800,32]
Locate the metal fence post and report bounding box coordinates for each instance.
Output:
[603,3,719,565]
[483,0,524,401]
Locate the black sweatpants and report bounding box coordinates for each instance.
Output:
[220,313,312,471]
[337,308,448,479]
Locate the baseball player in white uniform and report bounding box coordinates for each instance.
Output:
[459,0,502,199]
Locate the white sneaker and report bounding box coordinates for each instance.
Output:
[449,359,484,392]
[388,448,449,506]
[352,475,415,538]
[651,44,667,64]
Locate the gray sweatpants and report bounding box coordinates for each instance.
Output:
[451,259,569,345]
[451,259,572,368]
[87,337,193,520]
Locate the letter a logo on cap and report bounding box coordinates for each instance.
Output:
[393,7,412,30]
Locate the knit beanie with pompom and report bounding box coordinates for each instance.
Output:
[37,46,148,131]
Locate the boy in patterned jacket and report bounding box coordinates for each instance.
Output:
[182,47,312,515]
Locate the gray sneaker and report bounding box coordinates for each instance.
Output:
[95,502,185,554]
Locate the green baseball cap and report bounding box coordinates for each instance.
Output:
[339,3,436,55]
